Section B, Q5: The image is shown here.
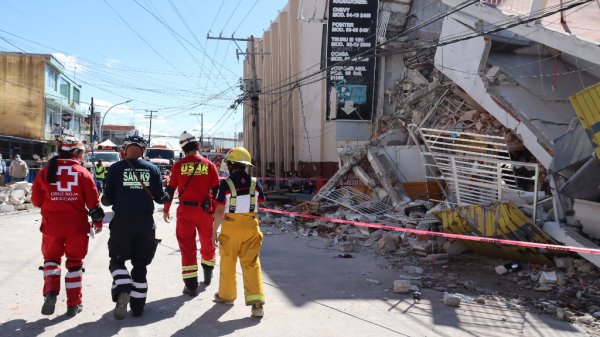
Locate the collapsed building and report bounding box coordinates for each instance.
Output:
[244,0,600,271]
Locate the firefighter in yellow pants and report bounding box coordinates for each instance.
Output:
[212,147,265,317]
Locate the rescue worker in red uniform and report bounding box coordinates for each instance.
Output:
[163,131,220,296]
[31,136,104,317]
[213,147,266,317]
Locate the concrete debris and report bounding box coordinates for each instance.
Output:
[554,257,575,271]
[495,265,508,275]
[0,182,33,213]
[443,293,461,307]
[338,242,354,253]
[539,271,557,284]
[365,278,381,285]
[393,280,412,294]
[376,235,398,255]
[420,254,449,264]
[577,314,595,325]
[0,203,16,212]
[312,150,367,203]
[402,266,424,275]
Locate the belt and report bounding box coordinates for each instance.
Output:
[182,201,199,206]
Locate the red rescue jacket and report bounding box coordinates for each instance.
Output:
[163,154,220,213]
[32,159,100,236]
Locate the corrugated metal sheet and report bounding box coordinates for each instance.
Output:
[434,202,559,264]
[570,82,600,159]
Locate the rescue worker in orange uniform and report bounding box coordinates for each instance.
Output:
[31,136,104,317]
[163,131,220,296]
[212,147,266,317]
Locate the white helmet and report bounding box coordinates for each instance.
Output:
[123,129,148,148]
[179,131,197,148]
[59,136,85,152]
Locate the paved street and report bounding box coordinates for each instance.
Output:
[0,208,587,337]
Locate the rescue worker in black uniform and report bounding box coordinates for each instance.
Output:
[101,130,170,319]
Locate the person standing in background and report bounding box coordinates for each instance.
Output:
[9,154,29,182]
[0,153,6,186]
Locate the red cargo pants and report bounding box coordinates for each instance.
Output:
[41,233,89,306]
[176,205,215,281]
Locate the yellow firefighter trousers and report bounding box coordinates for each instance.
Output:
[217,213,265,305]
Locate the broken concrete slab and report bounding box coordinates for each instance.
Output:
[0,203,15,213]
[402,266,424,275]
[376,235,398,255]
[393,280,411,294]
[543,221,600,269]
[443,293,461,307]
[574,199,600,240]
[539,271,557,284]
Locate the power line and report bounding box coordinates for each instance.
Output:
[102,0,200,88]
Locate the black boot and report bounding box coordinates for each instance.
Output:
[182,278,198,297]
[41,291,57,315]
[201,264,214,286]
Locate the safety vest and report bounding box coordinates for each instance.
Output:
[225,177,257,213]
[95,165,105,179]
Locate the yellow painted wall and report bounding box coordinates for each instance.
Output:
[0,53,46,140]
[570,81,600,159]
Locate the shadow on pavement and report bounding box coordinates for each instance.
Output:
[260,233,583,336]
[170,303,260,337]
[0,316,69,337]
[54,294,194,337]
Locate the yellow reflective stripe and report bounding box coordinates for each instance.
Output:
[182,265,198,271]
[225,178,237,212]
[182,272,198,279]
[201,259,216,266]
[245,294,264,303]
[249,177,257,212]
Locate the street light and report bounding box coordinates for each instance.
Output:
[99,99,132,142]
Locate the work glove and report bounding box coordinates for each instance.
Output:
[93,220,103,234]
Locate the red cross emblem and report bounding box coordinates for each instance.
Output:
[52,166,78,192]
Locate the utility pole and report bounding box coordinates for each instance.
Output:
[144,110,157,145]
[190,112,204,150]
[89,97,95,155]
[207,33,267,174]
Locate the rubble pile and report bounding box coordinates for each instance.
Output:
[0,182,34,213]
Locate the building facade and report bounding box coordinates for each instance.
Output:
[101,124,135,146]
[0,52,86,159]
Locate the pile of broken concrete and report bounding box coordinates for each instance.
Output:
[0,182,34,213]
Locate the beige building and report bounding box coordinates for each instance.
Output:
[243,0,339,179]
[0,52,85,158]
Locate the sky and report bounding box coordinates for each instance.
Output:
[0,0,288,148]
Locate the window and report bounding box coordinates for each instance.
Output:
[46,66,58,91]
[45,106,56,126]
[59,78,70,99]
[72,116,81,133]
[72,87,80,104]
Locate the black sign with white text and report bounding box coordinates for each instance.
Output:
[325,0,378,121]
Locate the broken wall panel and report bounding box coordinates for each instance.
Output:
[559,157,600,202]
[569,81,600,159]
[434,203,560,264]
[552,127,593,172]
